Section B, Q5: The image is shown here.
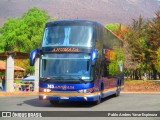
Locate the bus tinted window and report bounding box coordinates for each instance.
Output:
[40,53,91,81]
[42,25,93,47]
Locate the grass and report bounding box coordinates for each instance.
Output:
[14,79,22,83]
[0,79,22,83]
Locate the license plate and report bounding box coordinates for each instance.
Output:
[60,97,69,99]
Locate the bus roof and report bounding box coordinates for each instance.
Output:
[45,19,102,27]
[45,19,124,43]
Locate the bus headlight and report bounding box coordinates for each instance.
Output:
[78,87,94,93]
[43,95,47,99]
[43,89,51,92]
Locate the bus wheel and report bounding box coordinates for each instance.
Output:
[114,87,120,97]
[94,91,102,105]
[50,100,59,104]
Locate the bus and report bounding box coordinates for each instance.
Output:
[30,19,124,104]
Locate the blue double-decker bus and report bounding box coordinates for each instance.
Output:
[30,19,124,104]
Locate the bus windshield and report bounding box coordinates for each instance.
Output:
[40,53,92,82]
[42,25,93,47]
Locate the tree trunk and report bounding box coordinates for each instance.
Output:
[132,70,135,80]
[149,70,151,80]
[135,69,139,80]
[139,69,141,80]
[130,70,133,80]
[151,64,157,80]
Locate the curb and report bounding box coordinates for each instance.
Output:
[0,91,160,96]
[121,92,160,94]
[0,92,39,96]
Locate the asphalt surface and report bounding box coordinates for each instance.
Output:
[0,93,160,120]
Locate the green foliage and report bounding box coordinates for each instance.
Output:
[21,7,49,52]
[0,34,4,52]
[125,11,160,79]
[0,7,49,74]
[156,48,160,71]
[0,7,49,52]
[1,18,24,51]
[14,79,22,84]
[146,11,160,63]
[106,23,120,31]
[105,12,160,79]
[24,66,34,75]
[126,16,148,63]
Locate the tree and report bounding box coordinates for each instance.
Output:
[146,11,160,79]
[22,7,49,52]
[0,7,49,52]
[0,27,5,52]
[125,13,160,80]
[125,16,149,80]
[0,7,49,74]
[106,23,138,79]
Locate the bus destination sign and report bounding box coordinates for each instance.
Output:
[52,48,79,52]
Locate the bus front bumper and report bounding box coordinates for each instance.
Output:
[39,92,100,102]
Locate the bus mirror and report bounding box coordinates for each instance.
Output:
[91,49,98,66]
[30,49,39,66]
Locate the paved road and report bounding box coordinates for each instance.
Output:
[0,93,160,120]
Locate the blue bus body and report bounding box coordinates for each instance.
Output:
[30,19,124,104]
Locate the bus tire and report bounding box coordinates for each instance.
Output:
[50,100,59,104]
[114,87,120,97]
[94,91,102,105]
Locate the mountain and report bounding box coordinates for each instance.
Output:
[0,0,160,26]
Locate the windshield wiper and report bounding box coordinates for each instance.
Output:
[41,77,66,83]
[78,77,87,84]
[41,77,52,82]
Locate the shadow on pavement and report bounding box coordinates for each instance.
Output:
[23,98,51,107]
[23,95,116,108]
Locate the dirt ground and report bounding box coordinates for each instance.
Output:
[123,80,160,92]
